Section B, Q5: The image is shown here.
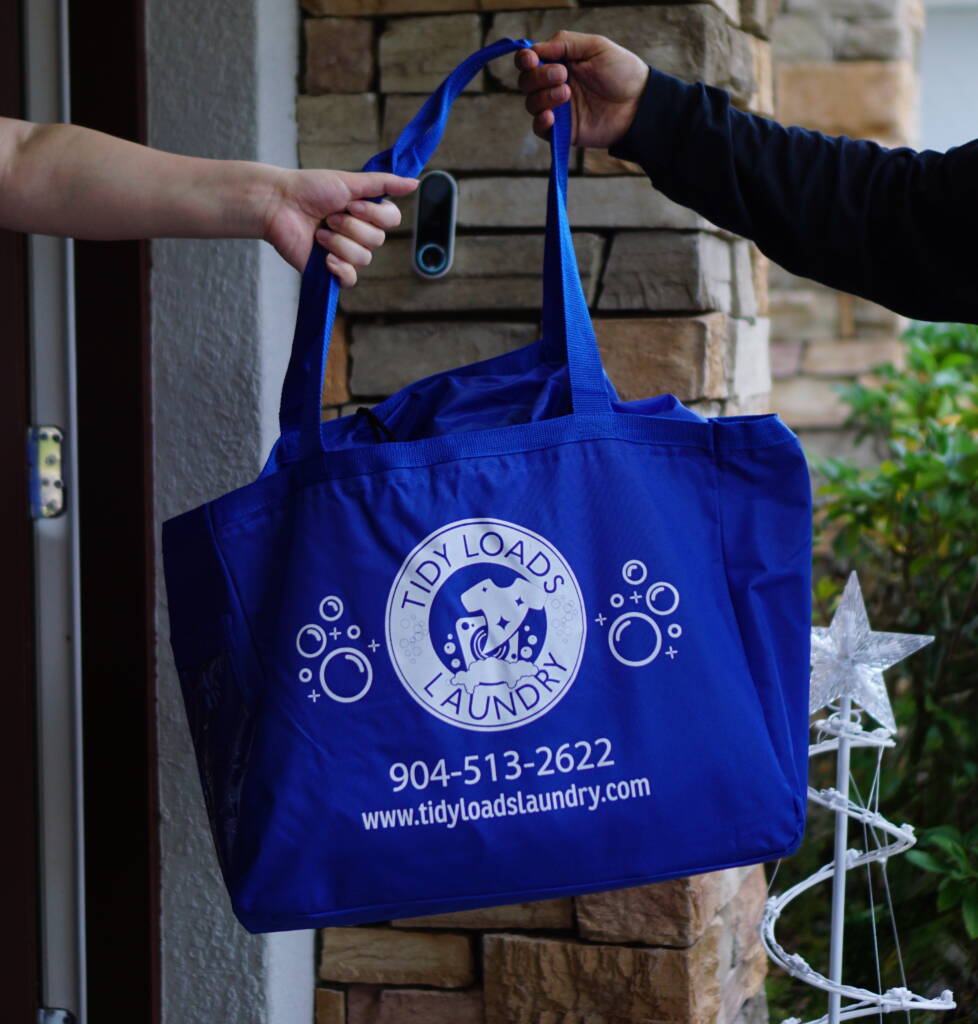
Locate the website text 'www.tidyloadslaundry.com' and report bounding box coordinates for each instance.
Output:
[361,777,652,832]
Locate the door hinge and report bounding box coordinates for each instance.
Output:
[38,1010,76,1024]
[28,425,65,519]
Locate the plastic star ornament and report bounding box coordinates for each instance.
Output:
[810,571,934,733]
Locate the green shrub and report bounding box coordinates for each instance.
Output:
[767,322,978,1023]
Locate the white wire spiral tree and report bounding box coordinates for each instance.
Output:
[762,572,957,1023]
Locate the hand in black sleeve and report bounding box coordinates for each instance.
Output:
[608,68,978,325]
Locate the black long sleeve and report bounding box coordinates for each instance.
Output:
[608,68,978,325]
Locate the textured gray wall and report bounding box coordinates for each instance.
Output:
[147,0,312,1020]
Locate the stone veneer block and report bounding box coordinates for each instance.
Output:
[820,0,909,14]
[298,93,379,171]
[730,318,772,398]
[801,338,905,375]
[394,898,574,930]
[718,869,769,1021]
[339,402,376,418]
[599,231,733,314]
[771,375,850,428]
[319,926,475,987]
[594,314,729,404]
[350,321,538,396]
[796,427,878,469]
[348,986,484,1024]
[303,0,570,11]
[722,942,769,1024]
[381,15,484,93]
[771,11,834,63]
[483,930,722,1023]
[740,0,779,37]
[303,0,454,11]
[322,313,350,406]
[768,288,841,342]
[585,0,741,25]
[748,35,774,116]
[304,18,373,94]
[836,14,916,61]
[724,865,767,965]
[382,94,548,170]
[735,990,771,1024]
[687,398,725,418]
[576,869,736,947]
[725,393,770,415]
[768,261,830,293]
[582,149,644,175]
[478,0,573,8]
[458,177,712,230]
[852,296,907,335]
[775,60,916,146]
[770,340,804,379]
[750,245,769,316]
[731,240,758,318]
[716,0,742,24]
[341,234,603,315]
[315,987,345,1024]
[490,7,756,108]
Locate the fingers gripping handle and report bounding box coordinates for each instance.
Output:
[279,39,611,457]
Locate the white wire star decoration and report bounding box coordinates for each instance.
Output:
[809,571,934,733]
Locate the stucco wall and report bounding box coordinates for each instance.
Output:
[147,1,313,1021]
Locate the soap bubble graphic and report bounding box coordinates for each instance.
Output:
[299,668,312,683]
[320,646,373,704]
[608,612,662,667]
[319,595,344,622]
[622,559,648,586]
[646,582,679,617]
[668,623,683,639]
[296,623,327,658]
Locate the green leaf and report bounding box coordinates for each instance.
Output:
[963,889,978,940]
[906,850,949,875]
[937,878,964,912]
[928,835,972,872]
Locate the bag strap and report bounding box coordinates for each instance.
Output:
[278,38,612,460]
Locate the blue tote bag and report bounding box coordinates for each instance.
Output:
[163,39,812,934]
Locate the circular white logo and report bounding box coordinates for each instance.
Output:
[385,518,586,731]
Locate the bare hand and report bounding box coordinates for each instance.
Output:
[263,170,419,286]
[515,31,649,150]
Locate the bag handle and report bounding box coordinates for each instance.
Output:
[278,38,612,460]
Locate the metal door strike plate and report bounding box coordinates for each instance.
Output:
[28,426,65,519]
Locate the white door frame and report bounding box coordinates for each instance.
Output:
[24,0,87,1020]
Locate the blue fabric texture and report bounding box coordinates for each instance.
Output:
[163,40,813,934]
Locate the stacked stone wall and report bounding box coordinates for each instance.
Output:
[768,0,924,462]
[315,868,770,1023]
[300,1,778,423]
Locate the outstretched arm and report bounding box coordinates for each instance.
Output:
[0,117,418,285]
[517,34,978,324]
